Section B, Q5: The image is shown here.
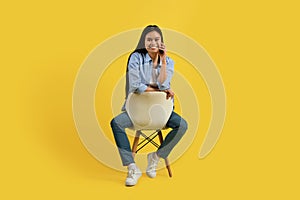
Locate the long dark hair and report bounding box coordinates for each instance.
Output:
[125,25,164,98]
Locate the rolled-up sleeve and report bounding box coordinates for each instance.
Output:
[128,53,147,93]
[157,57,174,90]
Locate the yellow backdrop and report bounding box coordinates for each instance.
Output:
[1,0,299,199]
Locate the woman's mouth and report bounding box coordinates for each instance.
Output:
[149,46,158,50]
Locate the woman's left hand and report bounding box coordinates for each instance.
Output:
[165,89,175,100]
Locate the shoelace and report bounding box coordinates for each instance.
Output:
[128,169,134,178]
[149,156,159,170]
[128,169,138,179]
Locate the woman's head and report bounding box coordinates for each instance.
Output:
[134,25,164,54]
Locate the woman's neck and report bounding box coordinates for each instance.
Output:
[148,52,160,68]
[148,52,158,62]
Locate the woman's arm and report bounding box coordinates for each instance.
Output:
[157,43,167,84]
[157,59,167,84]
[145,86,159,92]
[128,53,148,93]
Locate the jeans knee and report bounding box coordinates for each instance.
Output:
[110,118,117,128]
[180,118,188,133]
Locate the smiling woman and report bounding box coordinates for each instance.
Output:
[110,25,188,186]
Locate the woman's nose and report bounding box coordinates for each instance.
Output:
[150,40,156,45]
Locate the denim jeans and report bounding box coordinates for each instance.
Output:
[110,111,188,166]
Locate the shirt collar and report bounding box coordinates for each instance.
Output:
[145,53,152,63]
[145,53,166,65]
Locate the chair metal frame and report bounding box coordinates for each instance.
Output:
[131,129,172,177]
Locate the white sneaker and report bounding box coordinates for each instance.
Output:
[146,152,159,178]
[125,166,142,186]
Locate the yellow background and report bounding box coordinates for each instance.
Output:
[1,0,299,199]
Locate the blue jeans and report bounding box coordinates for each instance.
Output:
[110,111,188,166]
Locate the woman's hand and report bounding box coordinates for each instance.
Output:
[158,42,167,60]
[164,89,175,100]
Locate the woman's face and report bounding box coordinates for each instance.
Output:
[145,31,162,53]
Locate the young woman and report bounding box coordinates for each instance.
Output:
[110,25,188,186]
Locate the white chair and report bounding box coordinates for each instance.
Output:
[125,91,173,177]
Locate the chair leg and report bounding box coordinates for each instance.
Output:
[132,131,141,158]
[164,158,172,177]
[157,131,172,177]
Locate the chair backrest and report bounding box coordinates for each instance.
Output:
[125,92,173,130]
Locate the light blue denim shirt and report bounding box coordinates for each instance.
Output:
[122,52,174,111]
[128,52,174,94]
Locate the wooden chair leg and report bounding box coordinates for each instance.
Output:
[164,158,172,177]
[157,130,172,177]
[132,131,141,158]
